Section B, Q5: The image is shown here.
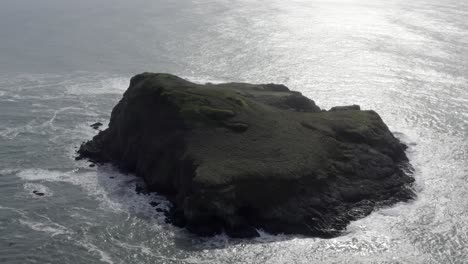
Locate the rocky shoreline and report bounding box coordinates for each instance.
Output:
[77,73,414,238]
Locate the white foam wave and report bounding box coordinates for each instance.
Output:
[65,77,129,95]
[75,241,115,264]
[16,167,170,221]
[0,205,28,218]
[17,168,67,182]
[31,103,48,108]
[114,240,209,263]
[23,183,53,197]
[0,115,63,140]
[0,169,19,175]
[19,219,70,237]
[0,121,36,140]
[113,240,157,258]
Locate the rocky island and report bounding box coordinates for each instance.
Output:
[77,73,414,238]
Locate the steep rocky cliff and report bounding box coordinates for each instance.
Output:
[78,73,414,238]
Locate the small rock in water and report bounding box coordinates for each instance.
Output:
[89,163,96,168]
[150,202,159,207]
[90,122,103,130]
[156,208,165,213]
[224,122,249,132]
[33,190,45,196]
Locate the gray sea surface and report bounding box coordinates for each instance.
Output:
[0,0,467,263]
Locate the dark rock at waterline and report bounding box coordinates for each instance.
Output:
[77,73,414,238]
[135,186,148,195]
[90,122,103,130]
[330,104,361,112]
[33,191,45,196]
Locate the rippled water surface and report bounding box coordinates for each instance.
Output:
[1,0,467,263]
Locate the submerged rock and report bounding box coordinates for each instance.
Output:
[77,73,414,238]
[90,122,103,130]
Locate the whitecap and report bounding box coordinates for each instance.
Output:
[31,103,48,108]
[113,240,208,263]
[0,117,57,140]
[0,205,28,218]
[18,219,70,237]
[0,169,19,175]
[65,77,129,95]
[17,168,67,182]
[75,241,115,264]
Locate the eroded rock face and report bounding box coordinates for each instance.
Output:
[77,73,414,238]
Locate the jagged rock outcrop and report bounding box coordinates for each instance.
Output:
[77,73,414,238]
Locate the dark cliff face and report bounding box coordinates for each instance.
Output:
[78,73,414,238]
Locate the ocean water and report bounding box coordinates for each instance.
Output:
[0,0,467,263]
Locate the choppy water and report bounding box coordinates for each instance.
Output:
[1,0,467,263]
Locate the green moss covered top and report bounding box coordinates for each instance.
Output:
[119,73,398,186]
